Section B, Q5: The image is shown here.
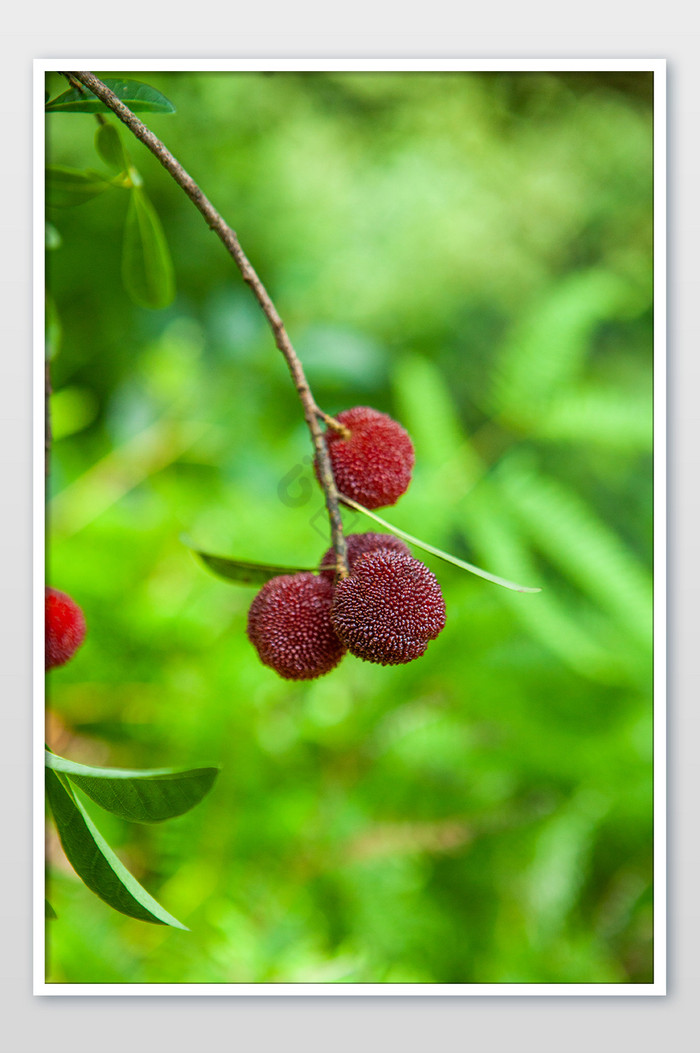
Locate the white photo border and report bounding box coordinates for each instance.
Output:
[34,56,666,996]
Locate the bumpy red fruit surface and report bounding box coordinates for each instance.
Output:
[46,587,86,670]
[318,406,415,509]
[319,532,411,580]
[247,573,346,680]
[330,549,446,665]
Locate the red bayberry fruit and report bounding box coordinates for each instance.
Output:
[317,406,415,509]
[319,532,411,580]
[330,549,446,665]
[45,587,86,670]
[247,572,346,680]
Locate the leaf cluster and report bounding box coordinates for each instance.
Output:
[46,81,175,309]
[46,749,218,927]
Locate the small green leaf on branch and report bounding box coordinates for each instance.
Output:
[183,537,328,586]
[95,122,130,171]
[46,750,219,824]
[122,187,175,309]
[46,79,175,115]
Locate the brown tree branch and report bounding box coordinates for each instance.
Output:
[67,70,349,577]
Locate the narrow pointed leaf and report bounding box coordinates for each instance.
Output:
[122,187,175,309]
[46,79,175,115]
[45,900,57,919]
[95,122,129,171]
[339,495,541,593]
[188,546,326,586]
[46,767,187,928]
[46,165,112,208]
[46,750,219,824]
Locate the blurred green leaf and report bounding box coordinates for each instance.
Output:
[45,222,62,250]
[45,900,57,919]
[46,767,188,928]
[46,750,219,824]
[525,789,609,939]
[188,542,328,585]
[46,79,175,114]
[534,385,652,451]
[394,354,473,469]
[95,122,130,171]
[494,453,652,647]
[46,165,112,209]
[50,386,99,440]
[122,187,175,309]
[490,269,645,427]
[461,480,634,683]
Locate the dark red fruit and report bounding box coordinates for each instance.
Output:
[46,587,86,670]
[330,549,446,665]
[318,406,415,509]
[247,572,346,680]
[319,532,411,580]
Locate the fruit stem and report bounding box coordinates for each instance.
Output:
[67,71,349,577]
[314,407,351,440]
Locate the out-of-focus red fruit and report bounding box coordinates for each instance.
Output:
[45,587,86,670]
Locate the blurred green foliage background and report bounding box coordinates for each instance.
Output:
[44,69,654,984]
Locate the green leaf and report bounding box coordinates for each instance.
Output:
[524,789,608,938]
[533,384,652,451]
[49,386,99,440]
[95,121,129,171]
[186,541,327,586]
[394,354,478,474]
[46,750,219,824]
[45,766,187,928]
[490,269,646,428]
[460,482,631,683]
[338,496,541,593]
[46,165,113,208]
[46,79,175,115]
[122,187,175,309]
[494,453,652,647]
[45,900,57,919]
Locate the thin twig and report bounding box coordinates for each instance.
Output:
[67,70,349,577]
[58,72,106,124]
